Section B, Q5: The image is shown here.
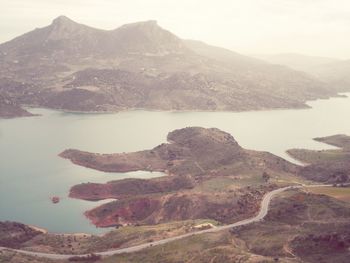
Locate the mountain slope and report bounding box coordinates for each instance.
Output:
[0,16,337,116]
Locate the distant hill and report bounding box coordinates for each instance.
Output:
[313,60,350,91]
[256,53,350,91]
[255,53,339,72]
[0,16,337,116]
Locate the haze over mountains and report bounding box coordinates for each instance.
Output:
[257,53,350,92]
[256,53,339,73]
[0,16,347,117]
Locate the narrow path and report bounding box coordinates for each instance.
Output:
[0,184,330,260]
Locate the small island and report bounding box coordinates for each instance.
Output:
[50,196,60,204]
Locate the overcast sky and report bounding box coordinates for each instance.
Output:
[1,0,350,59]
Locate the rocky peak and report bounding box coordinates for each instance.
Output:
[114,20,189,54]
[51,15,75,26]
[119,20,159,29]
[48,15,90,40]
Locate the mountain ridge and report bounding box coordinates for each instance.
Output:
[0,16,338,117]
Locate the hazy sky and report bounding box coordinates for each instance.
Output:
[1,0,350,58]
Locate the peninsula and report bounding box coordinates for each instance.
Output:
[60,127,299,227]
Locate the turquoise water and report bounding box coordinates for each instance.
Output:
[0,94,349,233]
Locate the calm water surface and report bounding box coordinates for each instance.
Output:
[0,94,349,233]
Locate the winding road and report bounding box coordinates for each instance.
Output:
[0,184,329,260]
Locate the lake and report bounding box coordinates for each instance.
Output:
[0,94,349,234]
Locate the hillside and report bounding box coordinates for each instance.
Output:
[105,189,350,263]
[288,135,350,183]
[0,16,336,117]
[0,222,42,249]
[2,188,350,263]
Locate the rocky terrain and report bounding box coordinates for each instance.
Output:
[0,16,337,118]
[60,127,298,227]
[288,135,350,183]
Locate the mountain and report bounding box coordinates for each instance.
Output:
[0,16,337,116]
[256,53,350,91]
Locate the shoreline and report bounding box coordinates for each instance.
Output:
[28,225,48,234]
[22,92,349,117]
[1,93,349,237]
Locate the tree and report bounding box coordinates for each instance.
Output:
[262,172,270,183]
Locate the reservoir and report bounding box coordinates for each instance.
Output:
[0,94,349,234]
